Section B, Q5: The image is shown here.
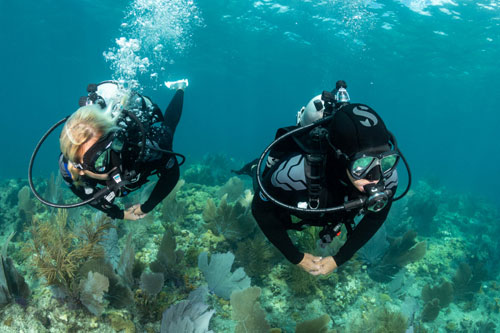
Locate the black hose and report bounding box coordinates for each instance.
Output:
[28,116,98,208]
[29,113,187,208]
[255,117,412,212]
[392,151,412,202]
[255,116,349,214]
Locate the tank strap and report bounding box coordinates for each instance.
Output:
[304,153,326,209]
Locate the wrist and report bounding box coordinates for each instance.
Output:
[140,202,152,214]
[293,252,305,265]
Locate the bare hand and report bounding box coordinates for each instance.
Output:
[316,256,338,275]
[124,204,147,220]
[297,253,323,275]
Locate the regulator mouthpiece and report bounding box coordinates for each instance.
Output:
[363,183,390,212]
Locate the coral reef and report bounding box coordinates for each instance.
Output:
[16,185,37,240]
[348,307,407,333]
[235,233,280,280]
[421,298,440,322]
[116,233,136,287]
[160,286,214,333]
[285,264,319,297]
[17,186,35,223]
[359,225,389,266]
[43,173,63,205]
[198,251,251,300]
[368,230,427,282]
[78,271,109,316]
[139,272,164,297]
[230,287,271,333]
[77,258,133,309]
[150,227,185,287]
[295,314,334,333]
[452,261,485,302]
[0,233,30,307]
[217,176,245,202]
[160,179,187,226]
[202,194,256,244]
[421,280,453,307]
[406,181,440,236]
[26,210,113,296]
[1,170,499,332]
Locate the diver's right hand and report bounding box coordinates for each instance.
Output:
[123,204,147,220]
[297,253,323,276]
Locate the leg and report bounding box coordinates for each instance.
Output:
[163,89,184,135]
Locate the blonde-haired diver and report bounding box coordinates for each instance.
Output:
[56,79,188,220]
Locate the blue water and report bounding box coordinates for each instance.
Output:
[1,0,498,203]
[1,1,499,331]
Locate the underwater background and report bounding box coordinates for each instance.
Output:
[0,0,499,332]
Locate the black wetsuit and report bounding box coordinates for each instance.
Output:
[59,90,184,219]
[251,152,398,267]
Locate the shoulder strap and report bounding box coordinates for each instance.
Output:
[304,153,326,209]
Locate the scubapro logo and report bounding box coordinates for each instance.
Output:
[353,106,378,127]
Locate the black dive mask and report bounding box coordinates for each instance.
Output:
[72,132,123,174]
[348,150,399,181]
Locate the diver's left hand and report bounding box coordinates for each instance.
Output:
[124,204,147,220]
[315,256,338,275]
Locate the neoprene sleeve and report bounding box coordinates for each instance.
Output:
[332,202,391,266]
[251,193,305,264]
[140,162,180,213]
[69,184,125,219]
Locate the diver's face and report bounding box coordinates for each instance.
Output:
[346,169,379,192]
[73,136,111,181]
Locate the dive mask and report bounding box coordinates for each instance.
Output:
[72,132,123,174]
[349,151,399,181]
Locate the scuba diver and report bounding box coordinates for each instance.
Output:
[237,80,411,276]
[233,80,351,184]
[29,79,188,220]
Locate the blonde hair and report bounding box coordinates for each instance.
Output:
[60,104,118,164]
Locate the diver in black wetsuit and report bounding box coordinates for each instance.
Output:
[245,82,408,276]
[57,79,188,220]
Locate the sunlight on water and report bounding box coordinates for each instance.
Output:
[395,0,458,16]
[103,0,203,89]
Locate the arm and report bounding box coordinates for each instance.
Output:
[333,201,392,267]
[140,160,180,214]
[70,185,125,219]
[58,154,125,219]
[251,192,304,264]
[332,170,399,267]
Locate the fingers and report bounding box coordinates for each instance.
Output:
[298,254,321,274]
[131,204,145,216]
[309,265,329,276]
[303,256,337,276]
[131,211,146,220]
[309,269,322,276]
[124,205,147,220]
